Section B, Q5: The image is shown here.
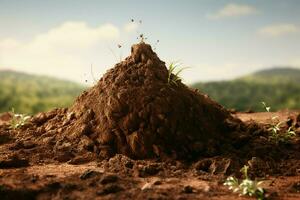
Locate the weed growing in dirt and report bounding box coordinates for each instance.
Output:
[9,108,30,129]
[284,126,296,139]
[224,165,265,200]
[261,102,296,144]
[167,62,187,85]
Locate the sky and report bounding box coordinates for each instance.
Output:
[0,0,300,84]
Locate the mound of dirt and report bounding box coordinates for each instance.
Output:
[0,42,243,162]
[2,43,300,200]
[65,42,240,159]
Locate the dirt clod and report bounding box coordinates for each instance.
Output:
[97,184,124,195]
[136,163,162,177]
[100,174,119,184]
[183,185,194,193]
[79,169,101,180]
[0,155,29,169]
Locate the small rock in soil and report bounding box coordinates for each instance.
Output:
[61,183,78,190]
[23,141,36,149]
[100,174,119,184]
[46,182,61,190]
[289,181,300,193]
[97,184,123,195]
[55,151,74,162]
[0,156,29,169]
[183,185,194,193]
[30,175,39,183]
[136,163,161,177]
[194,159,212,173]
[0,132,10,144]
[68,154,94,165]
[153,180,162,185]
[79,169,101,180]
[124,160,134,169]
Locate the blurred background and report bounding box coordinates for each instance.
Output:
[0,0,300,114]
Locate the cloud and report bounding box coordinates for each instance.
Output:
[207,3,258,20]
[33,22,119,48]
[123,22,139,33]
[258,23,299,37]
[288,58,300,67]
[0,21,121,83]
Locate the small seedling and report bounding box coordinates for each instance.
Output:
[261,102,270,112]
[224,165,265,200]
[10,108,30,129]
[283,126,296,140]
[261,102,296,144]
[167,62,188,86]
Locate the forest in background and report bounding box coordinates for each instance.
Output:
[1,67,300,114]
[192,67,300,111]
[0,70,85,114]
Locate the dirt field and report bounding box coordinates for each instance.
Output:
[1,43,300,200]
[0,111,299,200]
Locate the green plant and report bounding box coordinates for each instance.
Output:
[167,62,188,86]
[10,108,30,129]
[268,121,283,143]
[261,102,296,144]
[224,165,265,200]
[283,126,296,140]
[261,102,270,112]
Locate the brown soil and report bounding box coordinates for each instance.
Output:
[1,42,241,162]
[0,43,300,199]
[0,112,300,200]
[68,42,241,159]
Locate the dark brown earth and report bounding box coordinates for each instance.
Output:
[0,111,300,200]
[67,42,241,159]
[0,43,300,199]
[0,42,242,163]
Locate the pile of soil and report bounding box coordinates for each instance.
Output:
[68,42,240,159]
[0,43,300,199]
[0,42,241,163]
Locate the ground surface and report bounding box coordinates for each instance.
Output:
[0,111,300,200]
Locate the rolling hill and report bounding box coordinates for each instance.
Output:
[1,67,299,114]
[0,70,86,114]
[192,67,300,111]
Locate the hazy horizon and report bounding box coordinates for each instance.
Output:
[1,0,300,84]
[1,64,300,85]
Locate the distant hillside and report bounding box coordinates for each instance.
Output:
[192,67,300,111]
[241,67,300,83]
[0,70,85,114]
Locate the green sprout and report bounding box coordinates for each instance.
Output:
[268,121,283,143]
[283,126,296,140]
[167,62,188,86]
[261,102,270,112]
[224,165,265,200]
[261,102,296,144]
[240,165,249,179]
[10,108,30,129]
